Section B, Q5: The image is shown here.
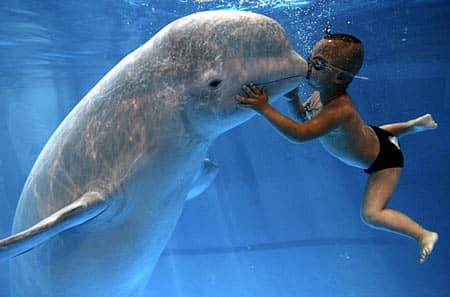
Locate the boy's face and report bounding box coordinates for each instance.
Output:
[307,39,354,90]
[307,40,340,90]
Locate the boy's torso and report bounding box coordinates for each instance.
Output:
[308,93,380,169]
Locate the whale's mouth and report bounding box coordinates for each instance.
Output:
[254,73,306,87]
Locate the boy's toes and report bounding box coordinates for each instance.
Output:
[419,248,431,263]
[419,232,438,264]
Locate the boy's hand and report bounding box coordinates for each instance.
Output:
[235,84,269,114]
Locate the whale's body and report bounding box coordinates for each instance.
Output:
[0,10,306,297]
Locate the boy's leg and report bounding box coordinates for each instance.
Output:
[361,167,438,263]
[380,113,437,138]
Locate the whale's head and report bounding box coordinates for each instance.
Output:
[146,10,307,139]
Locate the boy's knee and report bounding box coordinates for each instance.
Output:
[361,208,381,227]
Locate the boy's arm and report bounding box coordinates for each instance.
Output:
[284,89,322,123]
[283,87,308,123]
[236,84,351,142]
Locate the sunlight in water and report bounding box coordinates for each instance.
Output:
[189,0,315,11]
[193,0,314,7]
[125,0,316,11]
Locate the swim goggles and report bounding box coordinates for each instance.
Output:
[307,57,369,80]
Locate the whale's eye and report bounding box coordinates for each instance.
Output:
[208,79,222,89]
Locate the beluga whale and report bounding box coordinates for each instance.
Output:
[0,10,307,297]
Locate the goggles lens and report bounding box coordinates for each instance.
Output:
[308,57,369,80]
[309,57,333,71]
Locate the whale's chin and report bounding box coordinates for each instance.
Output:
[216,108,257,135]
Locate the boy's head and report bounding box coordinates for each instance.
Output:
[307,34,364,90]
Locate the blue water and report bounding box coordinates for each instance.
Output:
[1,0,449,296]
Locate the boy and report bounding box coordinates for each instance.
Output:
[235,33,438,263]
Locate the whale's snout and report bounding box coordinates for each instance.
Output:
[255,51,308,100]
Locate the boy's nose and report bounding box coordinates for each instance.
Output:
[306,62,313,80]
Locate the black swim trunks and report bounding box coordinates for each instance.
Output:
[364,125,404,174]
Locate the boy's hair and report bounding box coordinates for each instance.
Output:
[325,33,362,45]
[323,33,364,84]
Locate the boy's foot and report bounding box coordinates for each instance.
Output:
[412,114,438,132]
[419,231,439,263]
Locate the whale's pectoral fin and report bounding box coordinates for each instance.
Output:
[0,191,109,262]
[187,158,219,200]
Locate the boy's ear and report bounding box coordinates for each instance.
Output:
[335,73,350,85]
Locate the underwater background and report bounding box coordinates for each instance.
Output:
[0,0,449,296]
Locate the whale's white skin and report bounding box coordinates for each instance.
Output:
[186,159,219,200]
[0,10,307,297]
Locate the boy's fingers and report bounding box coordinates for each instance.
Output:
[245,83,264,95]
[249,83,263,94]
[238,103,253,108]
[235,95,255,108]
[235,95,252,104]
[242,84,254,96]
[237,100,254,108]
[262,86,268,95]
[235,95,246,102]
[241,87,250,97]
